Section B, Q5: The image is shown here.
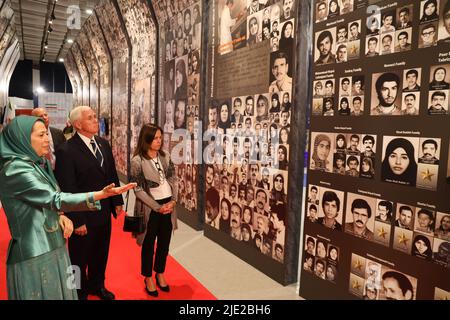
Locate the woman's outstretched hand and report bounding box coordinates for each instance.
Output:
[95,183,137,200]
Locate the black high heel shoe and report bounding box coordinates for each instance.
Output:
[144,278,158,297]
[155,274,170,292]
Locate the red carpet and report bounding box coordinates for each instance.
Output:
[0,207,216,300]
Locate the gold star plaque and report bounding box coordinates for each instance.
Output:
[352,279,361,290]
[378,226,388,239]
[354,259,363,270]
[398,232,409,246]
[421,168,434,181]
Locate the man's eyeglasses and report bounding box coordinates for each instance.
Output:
[421,30,435,37]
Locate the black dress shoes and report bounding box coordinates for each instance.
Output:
[155,274,170,292]
[89,287,116,300]
[144,279,158,297]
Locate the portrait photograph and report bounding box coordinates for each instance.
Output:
[268,169,288,198]
[310,132,334,172]
[393,226,413,254]
[438,0,450,41]
[435,211,450,240]
[247,11,263,46]
[380,32,395,55]
[327,243,340,265]
[419,22,438,48]
[401,92,420,115]
[339,76,351,96]
[350,95,364,115]
[430,64,450,89]
[428,90,449,115]
[314,257,326,280]
[378,267,417,300]
[352,75,365,95]
[315,0,328,23]
[373,220,391,247]
[188,73,200,105]
[348,19,361,41]
[394,28,412,52]
[350,253,366,278]
[432,237,450,268]
[381,136,419,187]
[371,71,403,116]
[418,137,441,165]
[314,27,337,65]
[316,186,345,231]
[365,35,380,57]
[345,154,360,177]
[304,234,317,256]
[340,0,354,15]
[396,5,413,29]
[419,0,440,25]
[278,19,295,53]
[338,96,351,115]
[411,232,434,261]
[344,193,376,241]
[307,184,320,205]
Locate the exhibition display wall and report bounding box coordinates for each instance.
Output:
[300,0,450,300]
[205,0,306,284]
[64,0,157,180]
[0,0,18,111]
[153,0,204,230]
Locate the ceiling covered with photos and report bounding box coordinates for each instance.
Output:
[9,0,100,62]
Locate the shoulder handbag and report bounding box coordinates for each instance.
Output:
[123,190,145,233]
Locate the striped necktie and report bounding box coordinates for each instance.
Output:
[90,139,104,167]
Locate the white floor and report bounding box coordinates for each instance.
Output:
[126,187,302,300]
[169,219,302,300]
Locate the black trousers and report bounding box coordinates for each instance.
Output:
[68,222,111,299]
[141,197,173,277]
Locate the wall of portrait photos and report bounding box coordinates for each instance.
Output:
[64,0,157,180]
[206,0,305,285]
[152,0,203,230]
[0,0,19,112]
[301,0,450,300]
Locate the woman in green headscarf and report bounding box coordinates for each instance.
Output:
[0,116,135,300]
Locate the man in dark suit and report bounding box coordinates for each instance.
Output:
[31,107,66,170]
[55,106,123,300]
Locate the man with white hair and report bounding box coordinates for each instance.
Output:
[31,107,66,169]
[55,106,123,300]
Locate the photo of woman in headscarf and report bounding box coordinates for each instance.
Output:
[335,134,347,152]
[327,0,340,19]
[174,57,188,100]
[360,156,375,179]
[381,137,417,186]
[429,66,450,90]
[279,20,294,53]
[419,0,439,24]
[411,234,432,260]
[270,173,287,207]
[311,133,332,172]
[218,101,231,131]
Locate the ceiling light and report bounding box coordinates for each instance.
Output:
[42,58,46,62]
[36,87,45,94]
[59,58,64,62]
[44,45,48,49]
[67,39,73,44]
[49,19,53,24]
[86,9,93,14]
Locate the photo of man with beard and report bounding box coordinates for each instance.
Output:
[314,28,336,65]
[371,72,402,115]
